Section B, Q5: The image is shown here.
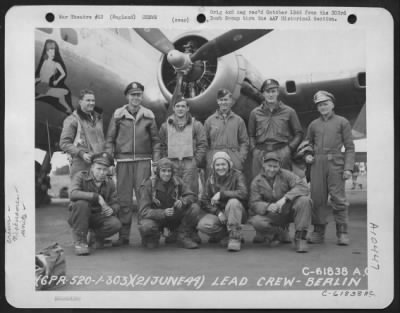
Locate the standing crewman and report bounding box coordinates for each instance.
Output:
[138,158,200,249]
[204,88,249,178]
[248,79,303,243]
[305,91,355,246]
[68,152,121,255]
[197,152,248,252]
[248,79,303,176]
[159,97,207,195]
[105,82,161,246]
[60,89,105,177]
[248,152,312,253]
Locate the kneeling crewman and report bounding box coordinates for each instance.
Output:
[138,158,200,249]
[248,152,312,253]
[197,152,248,252]
[68,152,121,256]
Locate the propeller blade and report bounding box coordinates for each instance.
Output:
[134,28,175,54]
[190,29,273,62]
[169,72,184,111]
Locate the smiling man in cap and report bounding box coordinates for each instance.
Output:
[304,90,355,246]
[105,81,161,246]
[248,151,312,253]
[68,152,121,255]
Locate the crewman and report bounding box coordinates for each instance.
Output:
[105,82,161,246]
[138,158,200,249]
[305,91,355,246]
[197,152,248,252]
[248,79,303,176]
[68,152,121,256]
[248,79,303,243]
[159,97,207,195]
[60,89,105,177]
[204,88,249,178]
[248,152,312,253]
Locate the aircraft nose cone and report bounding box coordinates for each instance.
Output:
[167,50,186,69]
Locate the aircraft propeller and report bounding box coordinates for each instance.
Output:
[134,28,273,108]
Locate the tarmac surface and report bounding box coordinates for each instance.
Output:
[36,176,368,291]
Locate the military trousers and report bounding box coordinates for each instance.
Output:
[310,155,349,225]
[197,199,246,237]
[138,203,201,241]
[171,158,199,195]
[249,196,312,234]
[116,160,151,239]
[68,200,121,242]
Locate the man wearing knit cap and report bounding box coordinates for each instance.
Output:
[68,152,121,255]
[138,158,201,249]
[204,88,249,178]
[197,151,248,252]
[159,97,207,195]
[248,152,312,253]
[105,81,161,246]
[305,90,355,246]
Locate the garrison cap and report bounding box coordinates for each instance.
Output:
[173,95,187,106]
[262,151,281,163]
[124,82,144,95]
[91,152,114,167]
[313,90,335,104]
[217,88,232,99]
[261,79,280,92]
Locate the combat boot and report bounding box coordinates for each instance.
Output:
[252,231,266,244]
[227,227,242,252]
[336,223,350,246]
[177,233,199,249]
[208,228,229,244]
[280,226,292,244]
[295,230,308,253]
[112,226,130,247]
[112,237,129,247]
[190,232,202,245]
[307,224,326,244]
[73,232,90,256]
[87,231,109,249]
[165,229,178,244]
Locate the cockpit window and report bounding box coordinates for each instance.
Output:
[60,28,78,45]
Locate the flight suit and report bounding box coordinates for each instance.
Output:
[138,175,200,247]
[248,169,312,239]
[248,101,303,179]
[306,113,355,226]
[204,110,249,177]
[60,109,105,177]
[197,165,248,244]
[159,114,207,195]
[68,171,121,244]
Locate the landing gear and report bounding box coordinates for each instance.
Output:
[35,152,52,207]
